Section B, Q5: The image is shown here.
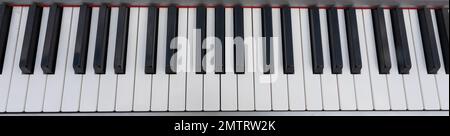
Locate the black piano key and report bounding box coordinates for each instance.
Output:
[390,8,412,74]
[165,5,178,74]
[0,4,12,74]
[371,7,392,74]
[73,4,92,74]
[435,8,449,74]
[327,7,343,74]
[233,5,245,74]
[19,3,42,74]
[262,5,274,74]
[41,4,63,74]
[93,4,110,74]
[309,6,324,74]
[145,5,159,74]
[114,4,129,74]
[418,8,441,74]
[196,5,206,74]
[344,8,362,74]
[215,5,225,74]
[281,6,295,74]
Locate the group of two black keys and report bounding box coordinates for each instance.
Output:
[0,3,449,76]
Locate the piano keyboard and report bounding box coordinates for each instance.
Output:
[0,3,448,113]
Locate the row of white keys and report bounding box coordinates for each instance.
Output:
[133,7,152,111]
[115,7,139,111]
[237,8,255,111]
[300,9,322,110]
[5,8,446,113]
[362,9,390,110]
[287,9,306,110]
[203,8,220,111]
[384,9,407,110]
[97,7,119,111]
[430,9,449,110]
[168,8,187,111]
[336,9,357,110]
[185,8,203,111]
[6,8,447,112]
[353,10,374,110]
[409,10,440,110]
[221,8,238,111]
[319,9,340,110]
[1,7,23,112]
[25,7,49,112]
[61,7,82,112]
[402,9,424,110]
[79,7,100,112]
[42,7,73,112]
[270,8,289,111]
[151,8,169,111]
[253,8,271,111]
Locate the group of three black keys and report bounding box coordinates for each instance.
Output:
[0,3,448,76]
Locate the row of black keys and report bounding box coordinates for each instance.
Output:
[0,3,449,75]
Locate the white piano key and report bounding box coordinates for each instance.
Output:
[79,7,100,112]
[185,8,203,111]
[203,73,220,111]
[252,8,272,111]
[287,9,306,111]
[42,7,73,112]
[151,8,169,111]
[402,9,424,110]
[237,8,255,111]
[97,7,118,112]
[203,8,220,111]
[7,7,30,112]
[5,7,27,112]
[409,10,440,110]
[115,7,139,111]
[354,10,374,110]
[384,9,407,110]
[319,9,340,110]
[431,9,449,110]
[336,9,357,110]
[60,7,83,112]
[168,8,188,111]
[220,8,238,111]
[270,8,289,111]
[0,7,21,112]
[24,7,49,112]
[362,9,390,110]
[133,8,152,111]
[300,9,322,110]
